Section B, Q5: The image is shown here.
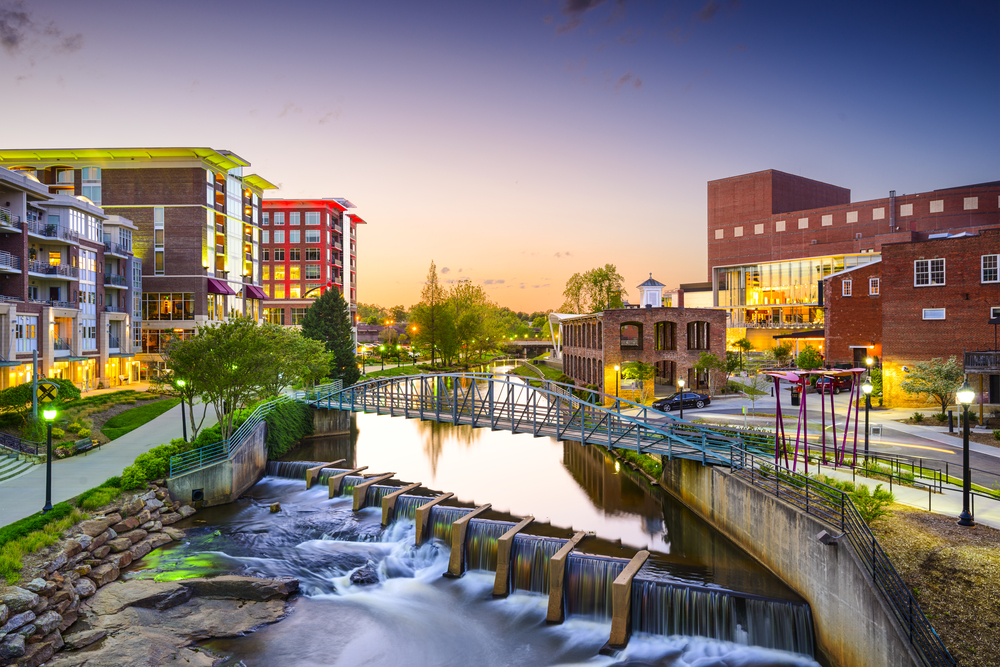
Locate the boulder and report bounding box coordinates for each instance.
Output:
[105,552,132,570]
[91,545,111,559]
[48,590,70,606]
[108,537,133,553]
[62,628,105,651]
[0,633,25,660]
[125,497,144,516]
[57,610,77,632]
[120,529,148,545]
[0,610,35,634]
[350,565,380,585]
[73,578,97,598]
[33,611,61,635]
[17,622,37,639]
[90,564,119,587]
[22,579,47,594]
[46,628,64,651]
[177,505,196,518]
[90,530,110,550]
[140,490,156,502]
[144,498,165,512]
[85,580,193,616]
[146,533,172,550]
[62,571,81,584]
[158,512,181,525]
[43,554,66,574]
[73,564,91,577]
[103,513,123,525]
[129,540,152,560]
[0,603,6,625]
[76,534,94,552]
[30,597,48,614]
[40,581,57,597]
[136,509,151,524]
[155,490,167,501]
[75,519,112,538]
[15,639,53,667]
[179,575,299,601]
[111,516,139,533]
[163,527,185,541]
[62,539,83,559]
[1,588,40,614]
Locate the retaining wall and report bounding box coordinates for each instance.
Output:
[658,458,921,667]
[312,408,351,436]
[168,421,267,507]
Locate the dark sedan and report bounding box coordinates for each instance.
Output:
[652,392,711,411]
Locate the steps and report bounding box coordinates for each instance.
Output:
[0,454,37,483]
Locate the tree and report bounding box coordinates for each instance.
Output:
[733,337,754,372]
[796,345,824,370]
[899,356,965,413]
[559,264,627,313]
[724,351,741,385]
[771,342,793,367]
[300,288,361,387]
[561,273,586,313]
[745,372,771,415]
[258,325,330,396]
[621,361,655,404]
[389,304,408,322]
[693,352,724,396]
[412,261,448,366]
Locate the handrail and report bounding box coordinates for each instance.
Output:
[0,432,41,457]
[730,445,956,667]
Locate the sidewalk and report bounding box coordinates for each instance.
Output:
[0,401,217,528]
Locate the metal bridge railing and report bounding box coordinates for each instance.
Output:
[729,445,956,667]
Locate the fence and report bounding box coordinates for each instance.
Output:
[729,445,956,667]
[0,432,42,457]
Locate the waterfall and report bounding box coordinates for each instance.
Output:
[428,506,472,543]
[265,461,327,478]
[393,494,429,522]
[464,520,515,573]
[564,553,627,621]
[340,476,364,496]
[316,468,350,485]
[509,535,565,594]
[631,579,814,657]
[364,485,398,508]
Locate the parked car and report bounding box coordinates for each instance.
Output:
[653,392,711,411]
[814,375,854,394]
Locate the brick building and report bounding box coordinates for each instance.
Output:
[0,149,275,378]
[260,199,365,331]
[822,260,883,367]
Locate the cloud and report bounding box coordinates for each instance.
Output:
[440,267,451,274]
[445,279,456,284]
[562,0,608,16]
[278,102,302,118]
[0,1,83,56]
[554,251,573,258]
[318,109,342,125]
[614,70,642,91]
[697,0,739,22]
[483,279,506,285]
[56,32,83,53]
[729,43,746,55]
[497,279,505,284]
[616,28,642,45]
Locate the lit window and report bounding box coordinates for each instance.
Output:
[290,265,301,280]
[869,277,879,295]
[982,255,998,283]
[922,308,946,320]
[263,265,270,280]
[914,259,945,286]
[290,284,301,298]
[274,265,285,279]
[842,279,852,297]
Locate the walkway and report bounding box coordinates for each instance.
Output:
[0,401,217,528]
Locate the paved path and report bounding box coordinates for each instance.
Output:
[0,401,217,528]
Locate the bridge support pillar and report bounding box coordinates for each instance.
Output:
[545,531,586,624]
[311,408,351,436]
[329,466,367,498]
[305,459,345,489]
[445,504,493,578]
[493,516,534,597]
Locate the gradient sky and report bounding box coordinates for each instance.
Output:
[2,0,997,312]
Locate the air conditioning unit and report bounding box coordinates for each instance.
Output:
[855,233,862,240]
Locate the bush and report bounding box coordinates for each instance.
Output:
[0,503,77,550]
[993,429,1000,441]
[851,483,895,524]
[0,509,86,583]
[934,413,948,423]
[76,477,123,510]
[264,401,314,458]
[51,428,65,439]
[121,441,189,490]
[912,412,924,423]
[78,428,91,438]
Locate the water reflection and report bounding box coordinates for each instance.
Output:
[416,419,482,474]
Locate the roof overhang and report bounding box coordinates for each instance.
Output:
[243,174,278,190]
[348,213,367,225]
[264,198,349,212]
[0,148,251,171]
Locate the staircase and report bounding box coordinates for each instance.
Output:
[0,454,36,483]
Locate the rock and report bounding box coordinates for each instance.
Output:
[111,516,139,533]
[155,490,167,501]
[145,533,172,550]
[75,519,112,538]
[105,552,132,570]
[62,628,105,650]
[179,575,299,601]
[73,578,97,598]
[136,509,151,525]
[48,590,69,606]
[73,564,91,577]
[90,564,119,587]
[46,628,64,651]
[16,639,53,667]
[0,610,35,634]
[33,611,61,635]
[140,520,155,530]
[145,498,164,511]
[43,554,66,573]
[86,580,194,616]
[129,540,152,560]
[29,597,48,614]
[62,539,83,559]
[67,551,90,568]
[163,527,185,541]
[48,572,64,584]
[120,529,148,545]
[0,603,6,625]
[140,490,156,501]
[125,497,144,516]
[177,505,196,518]
[17,622,37,639]
[91,545,111,559]
[76,534,94,552]
[57,610,77,632]
[22,579,46,595]
[108,537,133,553]
[62,571,80,584]
[1,588,40,614]
[40,581,57,597]
[159,512,181,525]
[270,502,281,513]
[152,478,165,486]
[0,633,25,660]
[103,512,123,525]
[90,530,110,550]
[350,564,380,585]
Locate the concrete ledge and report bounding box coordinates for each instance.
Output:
[352,473,395,511]
[381,483,422,526]
[305,459,345,490]
[445,504,493,578]
[608,550,649,647]
[493,517,534,597]
[414,493,455,546]
[545,531,586,624]
[328,466,367,498]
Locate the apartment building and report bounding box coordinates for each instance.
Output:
[0,166,139,389]
[261,198,365,329]
[0,148,275,377]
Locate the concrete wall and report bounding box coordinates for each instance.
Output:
[168,421,267,507]
[659,458,921,667]
[312,407,351,435]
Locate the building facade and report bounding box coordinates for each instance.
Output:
[260,199,364,328]
[0,149,275,378]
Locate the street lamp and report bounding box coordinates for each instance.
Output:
[396,344,402,368]
[613,365,620,400]
[861,377,873,465]
[957,380,976,526]
[176,379,187,442]
[379,345,385,371]
[677,378,685,420]
[42,408,57,514]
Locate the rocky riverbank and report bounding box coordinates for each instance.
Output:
[0,482,296,666]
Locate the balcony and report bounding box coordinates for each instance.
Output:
[965,351,1000,373]
[104,305,125,313]
[24,220,80,244]
[104,274,128,288]
[331,258,343,268]
[28,260,79,279]
[0,251,21,272]
[216,244,225,255]
[0,207,22,232]
[244,233,253,243]
[53,336,71,351]
[109,335,120,350]
[216,223,226,234]
[332,240,342,251]
[103,241,130,257]
[244,252,253,261]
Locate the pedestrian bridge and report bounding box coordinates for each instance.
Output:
[298,372,745,465]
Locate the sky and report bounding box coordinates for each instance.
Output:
[1,0,997,312]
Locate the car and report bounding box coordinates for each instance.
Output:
[652,391,711,411]
[815,375,854,394]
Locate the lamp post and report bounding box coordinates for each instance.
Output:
[42,408,56,514]
[613,365,620,403]
[678,378,686,420]
[176,379,187,442]
[861,377,873,465]
[957,380,976,526]
[379,345,385,371]
[396,345,402,368]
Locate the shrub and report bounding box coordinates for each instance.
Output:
[76,478,123,510]
[51,428,65,439]
[0,503,77,550]
[851,483,894,524]
[78,428,91,438]
[994,430,1000,441]
[121,441,189,490]
[912,412,924,423]
[264,401,314,458]
[934,413,948,423]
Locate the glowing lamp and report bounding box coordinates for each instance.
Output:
[957,381,975,405]
[865,357,874,366]
[43,409,57,421]
[861,379,873,395]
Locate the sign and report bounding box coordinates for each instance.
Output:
[37,381,59,404]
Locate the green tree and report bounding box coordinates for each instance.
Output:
[258,325,330,395]
[899,356,965,413]
[357,302,388,321]
[300,288,361,387]
[531,315,549,329]
[733,337,754,372]
[771,342,793,367]
[412,261,449,366]
[390,304,408,322]
[559,265,627,313]
[796,345,824,370]
[693,352,724,396]
[560,272,586,313]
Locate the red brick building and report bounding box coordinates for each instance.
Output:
[822,260,883,367]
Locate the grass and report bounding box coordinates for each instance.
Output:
[76,476,124,510]
[0,507,88,583]
[102,397,182,441]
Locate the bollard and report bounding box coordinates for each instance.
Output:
[948,410,954,433]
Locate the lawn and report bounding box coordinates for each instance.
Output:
[102,397,182,441]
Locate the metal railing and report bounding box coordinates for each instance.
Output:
[168,395,292,477]
[729,446,956,667]
[0,251,21,271]
[964,351,1000,372]
[0,432,41,457]
[23,220,80,243]
[28,260,78,278]
[104,274,127,287]
[103,241,129,256]
[104,305,124,313]
[0,207,20,227]
[109,335,120,349]
[53,337,71,351]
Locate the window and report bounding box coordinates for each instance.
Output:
[922,308,946,320]
[305,230,321,243]
[263,265,270,280]
[289,230,300,244]
[305,283,321,298]
[620,323,641,349]
[900,203,913,217]
[873,207,885,220]
[273,230,284,244]
[305,248,321,261]
[991,307,1000,319]
[274,265,285,279]
[289,284,301,298]
[15,315,37,352]
[846,211,858,223]
[289,212,300,225]
[290,265,301,280]
[687,321,710,350]
[869,277,879,295]
[982,255,998,283]
[734,226,743,237]
[914,259,945,286]
[273,212,285,225]
[822,214,833,226]
[273,248,284,261]
[289,248,301,261]
[141,293,195,321]
[842,279,852,297]
[291,308,308,324]
[273,283,285,299]
[262,230,269,244]
[305,265,321,280]
[265,308,285,325]
[654,321,676,350]
[965,197,978,210]
[775,220,785,232]
[263,212,270,225]
[930,200,944,213]
[714,229,724,239]
[754,223,764,235]
[798,218,808,229]
[154,251,164,275]
[263,248,270,261]
[305,212,320,225]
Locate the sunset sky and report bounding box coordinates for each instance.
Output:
[2,0,997,312]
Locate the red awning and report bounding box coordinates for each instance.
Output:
[245,284,268,300]
[207,278,236,295]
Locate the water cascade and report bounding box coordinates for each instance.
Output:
[564,553,627,621]
[630,578,814,656]
[364,484,400,508]
[339,475,364,496]
[464,519,515,572]
[265,460,336,479]
[509,534,565,594]
[393,494,431,522]
[428,506,472,543]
